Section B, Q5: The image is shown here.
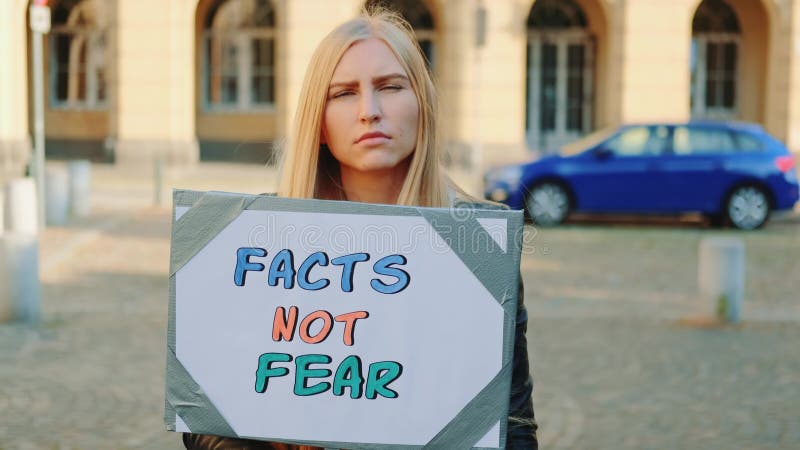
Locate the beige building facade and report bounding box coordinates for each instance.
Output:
[2,0,800,180]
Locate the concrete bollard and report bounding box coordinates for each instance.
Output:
[4,178,38,234]
[68,160,91,218]
[45,165,69,226]
[0,233,40,324]
[1,180,40,324]
[699,237,745,323]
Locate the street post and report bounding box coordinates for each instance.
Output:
[29,0,51,231]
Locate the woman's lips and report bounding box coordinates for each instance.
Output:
[356,131,390,144]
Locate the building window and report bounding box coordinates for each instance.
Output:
[365,0,435,69]
[691,0,740,118]
[527,0,587,28]
[526,0,594,151]
[203,0,276,111]
[49,0,107,109]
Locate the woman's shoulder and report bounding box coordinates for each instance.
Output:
[452,196,509,211]
[447,184,509,211]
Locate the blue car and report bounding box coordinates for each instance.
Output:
[484,121,799,229]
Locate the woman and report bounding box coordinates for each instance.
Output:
[184,9,537,449]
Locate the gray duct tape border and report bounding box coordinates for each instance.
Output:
[415,209,521,449]
[170,192,255,276]
[423,362,513,450]
[165,190,523,449]
[164,270,239,437]
[418,209,521,309]
[166,343,237,437]
[164,278,177,431]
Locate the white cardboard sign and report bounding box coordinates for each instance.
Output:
[165,191,523,449]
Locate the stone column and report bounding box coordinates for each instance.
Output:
[112,0,198,166]
[0,0,32,182]
[473,0,528,168]
[617,0,694,123]
[785,0,800,153]
[280,0,361,141]
[438,0,476,168]
[593,0,622,129]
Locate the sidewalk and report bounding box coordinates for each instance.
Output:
[0,162,798,449]
[522,217,800,449]
[1,163,278,449]
[0,208,181,449]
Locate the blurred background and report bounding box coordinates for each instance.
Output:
[1,0,799,449]
[2,0,799,172]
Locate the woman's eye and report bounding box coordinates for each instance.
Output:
[331,90,354,99]
[380,84,402,92]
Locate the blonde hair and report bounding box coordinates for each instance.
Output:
[277,8,448,207]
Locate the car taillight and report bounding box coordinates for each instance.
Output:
[776,155,795,173]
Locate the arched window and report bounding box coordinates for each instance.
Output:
[692,0,740,33]
[527,0,587,29]
[49,0,108,109]
[364,0,435,68]
[691,0,740,118]
[526,0,593,151]
[203,0,276,111]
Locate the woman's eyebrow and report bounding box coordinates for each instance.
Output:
[328,80,358,90]
[373,73,410,84]
[328,73,410,90]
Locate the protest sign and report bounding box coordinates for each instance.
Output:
[164,190,523,449]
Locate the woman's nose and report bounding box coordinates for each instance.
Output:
[359,90,381,123]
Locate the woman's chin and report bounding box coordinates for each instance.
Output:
[351,155,411,174]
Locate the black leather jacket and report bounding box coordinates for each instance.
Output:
[506,277,539,449]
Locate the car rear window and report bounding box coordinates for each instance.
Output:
[673,127,737,155]
[733,131,763,152]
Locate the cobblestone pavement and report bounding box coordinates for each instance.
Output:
[524,218,800,449]
[529,317,800,449]
[0,163,798,449]
[0,208,179,450]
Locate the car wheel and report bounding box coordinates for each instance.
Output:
[526,182,570,226]
[725,186,770,230]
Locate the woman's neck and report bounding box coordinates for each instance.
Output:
[339,160,410,204]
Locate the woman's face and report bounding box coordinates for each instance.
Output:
[323,38,419,175]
